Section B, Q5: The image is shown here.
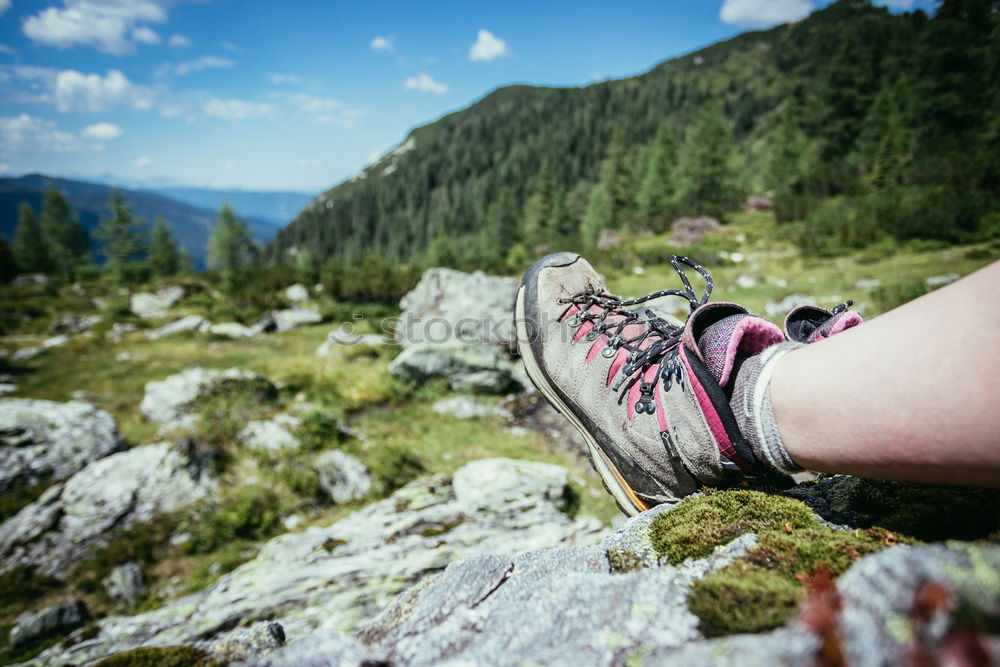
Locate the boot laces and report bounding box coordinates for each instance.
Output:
[557,256,713,415]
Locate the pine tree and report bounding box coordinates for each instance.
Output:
[149,218,180,278]
[580,183,612,249]
[867,111,912,191]
[548,188,575,242]
[482,187,519,270]
[522,158,555,246]
[40,184,89,281]
[177,247,196,276]
[207,202,256,287]
[96,192,147,286]
[0,234,18,283]
[599,125,633,228]
[637,121,678,228]
[12,202,52,274]
[675,105,736,215]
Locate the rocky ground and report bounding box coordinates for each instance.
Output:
[2,213,999,665]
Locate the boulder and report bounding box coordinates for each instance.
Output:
[284,284,311,303]
[432,396,507,420]
[0,398,123,494]
[130,286,185,319]
[205,621,287,663]
[239,415,302,453]
[146,315,208,341]
[11,346,44,362]
[140,367,277,426]
[273,308,323,332]
[669,215,722,246]
[106,322,138,343]
[396,268,518,350]
[208,322,255,339]
[103,562,147,608]
[0,384,15,397]
[9,600,89,648]
[0,442,216,579]
[32,458,601,664]
[313,450,370,503]
[389,342,521,393]
[42,334,69,348]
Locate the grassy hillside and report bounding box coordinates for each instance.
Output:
[0,175,281,268]
[269,0,998,272]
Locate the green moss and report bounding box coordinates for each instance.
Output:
[297,410,350,451]
[73,515,176,594]
[661,489,910,637]
[0,474,54,523]
[185,540,257,594]
[689,562,804,637]
[607,548,646,574]
[649,489,819,564]
[274,461,324,501]
[194,380,279,453]
[0,566,62,616]
[94,645,219,667]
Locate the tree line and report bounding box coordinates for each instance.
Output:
[1,184,260,291]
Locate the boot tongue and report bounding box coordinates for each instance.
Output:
[697,314,785,388]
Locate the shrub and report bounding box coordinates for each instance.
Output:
[184,487,283,554]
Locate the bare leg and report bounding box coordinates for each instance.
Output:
[772,260,1000,486]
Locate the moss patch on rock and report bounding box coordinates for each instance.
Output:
[607,548,646,574]
[93,645,219,666]
[650,488,908,638]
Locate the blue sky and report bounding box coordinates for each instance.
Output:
[0,0,935,193]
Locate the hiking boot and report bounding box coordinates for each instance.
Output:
[515,252,790,515]
[784,302,863,343]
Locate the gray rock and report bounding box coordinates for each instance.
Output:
[239,414,302,453]
[140,367,276,425]
[284,283,311,303]
[11,346,45,362]
[395,268,518,350]
[390,342,521,393]
[130,286,185,319]
[41,334,69,348]
[49,313,103,335]
[273,308,323,332]
[203,621,286,663]
[31,458,601,664]
[12,273,51,287]
[452,457,566,511]
[208,322,255,339]
[925,272,961,287]
[313,450,370,503]
[432,395,507,420]
[0,398,123,493]
[146,315,207,341]
[0,384,16,396]
[0,441,215,578]
[9,600,89,648]
[252,313,278,334]
[764,293,814,318]
[103,562,147,609]
[263,629,377,667]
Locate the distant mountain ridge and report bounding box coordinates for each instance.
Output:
[0,174,282,269]
[150,186,313,227]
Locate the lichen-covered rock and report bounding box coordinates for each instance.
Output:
[0,442,215,579]
[0,398,124,494]
[103,562,148,609]
[146,315,208,341]
[313,450,370,503]
[9,600,89,648]
[31,458,601,665]
[130,286,185,319]
[239,415,302,453]
[262,629,376,667]
[140,367,277,425]
[203,621,286,663]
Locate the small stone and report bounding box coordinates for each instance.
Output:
[272,308,322,332]
[146,315,207,341]
[9,600,89,648]
[42,335,69,348]
[103,562,147,608]
[239,417,302,453]
[206,621,286,663]
[314,450,371,503]
[130,286,185,319]
[284,283,311,303]
[208,322,255,339]
[925,273,960,287]
[12,346,45,362]
[0,384,16,396]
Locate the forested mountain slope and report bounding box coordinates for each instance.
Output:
[0,175,281,268]
[269,0,998,271]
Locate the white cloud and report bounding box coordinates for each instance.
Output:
[203,97,273,120]
[268,73,299,85]
[0,43,15,56]
[469,29,509,62]
[0,114,86,154]
[82,121,122,139]
[289,93,342,113]
[719,0,814,27]
[169,33,190,48]
[134,155,152,168]
[157,56,234,78]
[370,35,395,53]
[22,0,168,54]
[0,0,11,17]
[54,69,146,112]
[873,0,914,8]
[404,72,447,94]
[219,41,239,52]
[132,26,160,45]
